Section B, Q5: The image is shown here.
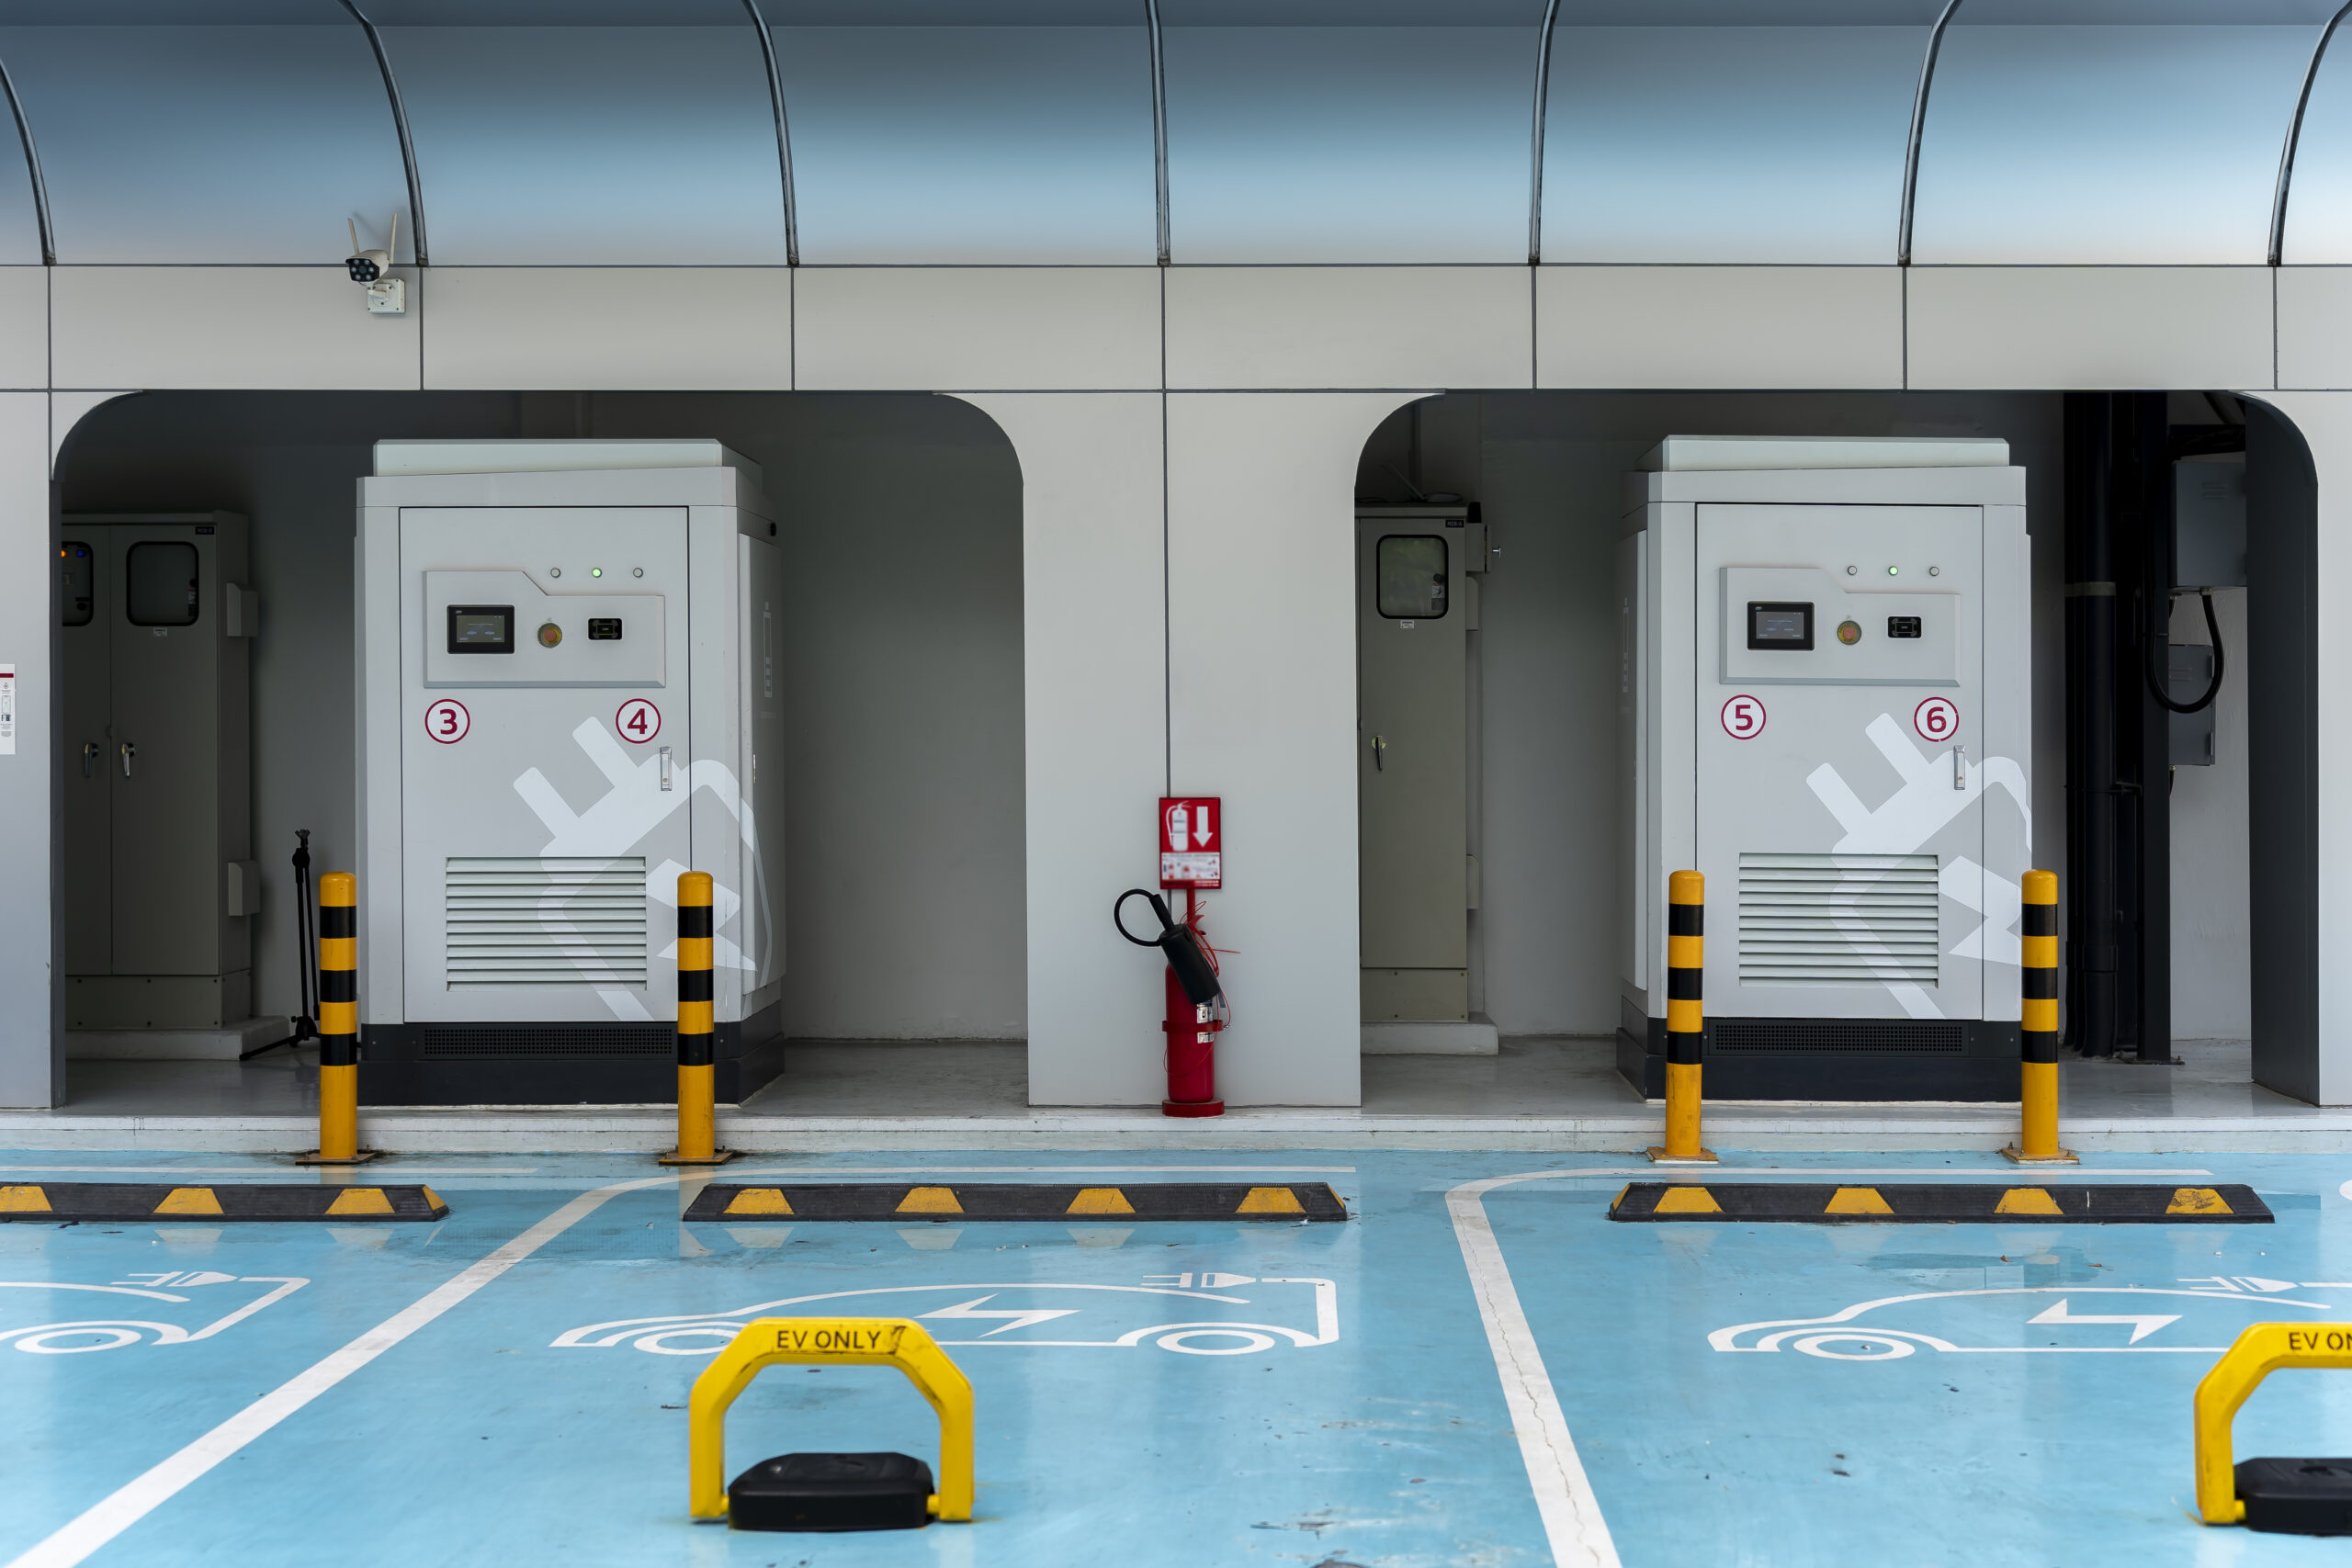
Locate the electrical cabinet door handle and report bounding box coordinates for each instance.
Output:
[81,741,98,778]
[659,746,673,792]
[119,740,135,778]
[1952,742,1966,792]
[1371,735,1386,773]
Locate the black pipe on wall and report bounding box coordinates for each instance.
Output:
[2062,393,2171,1061]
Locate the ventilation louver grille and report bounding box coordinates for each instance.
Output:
[1737,852,1939,987]
[445,857,648,989]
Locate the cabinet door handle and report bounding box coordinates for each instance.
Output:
[659,746,673,792]
[1371,735,1386,773]
[81,741,98,778]
[119,741,135,778]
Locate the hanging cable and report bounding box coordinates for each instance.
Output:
[2144,589,2224,715]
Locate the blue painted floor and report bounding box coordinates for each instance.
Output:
[2,1149,2351,1565]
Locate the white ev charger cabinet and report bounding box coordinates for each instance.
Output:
[1616,437,2030,1100]
[356,441,786,1105]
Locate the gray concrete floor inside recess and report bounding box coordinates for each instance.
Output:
[5,1037,2346,1156]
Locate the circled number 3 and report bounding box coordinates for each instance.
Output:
[424,698,470,745]
[1721,694,1766,740]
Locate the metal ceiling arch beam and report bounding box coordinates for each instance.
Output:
[1896,0,1964,267]
[1145,0,1170,266]
[739,0,800,268]
[0,51,52,266]
[336,0,429,266]
[1526,0,1559,265]
[2270,0,2352,266]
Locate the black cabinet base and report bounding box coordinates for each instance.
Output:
[1615,1016,2019,1102]
[358,1008,785,1106]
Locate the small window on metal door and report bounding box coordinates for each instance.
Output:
[60,541,93,626]
[125,542,198,626]
[1376,536,1448,619]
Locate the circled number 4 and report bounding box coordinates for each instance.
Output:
[616,698,662,744]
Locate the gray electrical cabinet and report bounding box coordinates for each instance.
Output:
[1616,438,2031,1100]
[61,513,257,1033]
[1356,503,1493,1053]
[356,442,787,1105]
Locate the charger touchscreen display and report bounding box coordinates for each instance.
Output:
[1747,601,1814,650]
[447,605,514,654]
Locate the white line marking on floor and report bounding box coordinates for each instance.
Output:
[1447,1173,1620,1568]
[3,1161,1348,1567]
[3,1172,674,1568]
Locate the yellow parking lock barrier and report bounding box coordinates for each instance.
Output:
[2195,1323,2352,1527]
[689,1317,974,1526]
[2003,868,2075,1164]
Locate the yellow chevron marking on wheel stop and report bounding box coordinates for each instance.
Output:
[725,1189,796,1216]
[1065,1188,1135,1215]
[1825,1187,1894,1215]
[0,1186,50,1213]
[154,1188,224,1216]
[1654,1186,1721,1214]
[897,1187,964,1214]
[324,1189,394,1217]
[2167,1187,2233,1216]
[1238,1187,1305,1214]
[1995,1188,2064,1216]
[419,1187,444,1211]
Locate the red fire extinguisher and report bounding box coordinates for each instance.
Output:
[1114,888,1226,1117]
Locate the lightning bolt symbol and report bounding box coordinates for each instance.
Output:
[918,1295,1081,1337]
[2029,1298,2181,1344]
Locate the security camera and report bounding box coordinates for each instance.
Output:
[345,216,406,315]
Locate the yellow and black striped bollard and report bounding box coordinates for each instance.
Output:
[298,871,375,1165]
[1648,869,1717,1165]
[2003,868,2075,1164]
[660,872,736,1166]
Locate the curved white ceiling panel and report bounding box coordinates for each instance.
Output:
[2278,20,2352,263]
[772,23,1156,265]
[372,5,786,266]
[0,14,409,265]
[1910,7,2324,266]
[1160,12,1543,265]
[1541,25,1928,265]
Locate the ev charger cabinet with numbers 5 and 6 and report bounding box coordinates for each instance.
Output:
[356,441,786,1106]
[1616,437,2030,1101]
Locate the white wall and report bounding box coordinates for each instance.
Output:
[2169,587,2252,1039]
[51,390,1026,1055]
[1168,393,1420,1106]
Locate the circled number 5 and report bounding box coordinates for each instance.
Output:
[1721,694,1766,740]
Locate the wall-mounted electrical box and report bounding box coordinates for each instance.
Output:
[62,513,255,1032]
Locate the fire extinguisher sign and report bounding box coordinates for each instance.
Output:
[1159,796,1222,889]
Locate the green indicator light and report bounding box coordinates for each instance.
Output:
[591,567,603,578]
[1887,565,1899,576]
